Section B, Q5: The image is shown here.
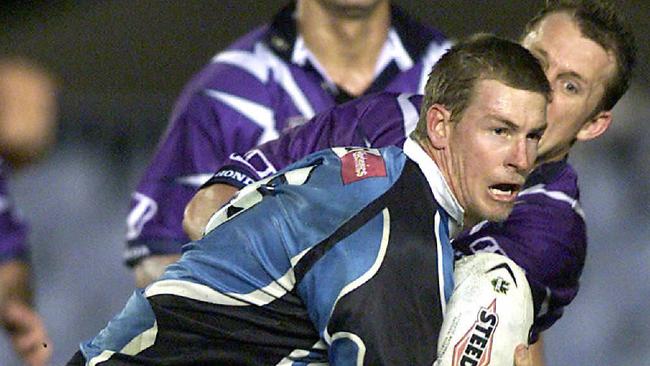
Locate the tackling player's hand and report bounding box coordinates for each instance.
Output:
[2,300,52,366]
[514,344,532,366]
[183,183,239,240]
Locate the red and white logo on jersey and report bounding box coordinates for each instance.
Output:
[339,148,387,185]
[452,299,499,366]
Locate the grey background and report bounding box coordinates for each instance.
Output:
[0,1,648,364]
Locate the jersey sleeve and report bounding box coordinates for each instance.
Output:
[0,166,28,263]
[204,93,422,189]
[124,61,274,266]
[452,188,587,342]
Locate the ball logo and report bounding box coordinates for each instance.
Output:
[340,148,387,184]
[452,299,499,366]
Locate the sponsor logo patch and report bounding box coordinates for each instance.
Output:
[452,299,499,366]
[340,148,387,185]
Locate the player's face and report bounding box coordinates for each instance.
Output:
[447,80,547,228]
[522,12,617,163]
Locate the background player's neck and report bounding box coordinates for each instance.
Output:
[297,0,390,96]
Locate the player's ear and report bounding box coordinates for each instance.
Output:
[576,109,612,142]
[426,104,452,149]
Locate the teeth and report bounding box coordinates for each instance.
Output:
[490,187,512,196]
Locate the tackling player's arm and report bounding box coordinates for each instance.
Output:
[183,93,415,240]
[183,100,367,240]
[183,183,239,240]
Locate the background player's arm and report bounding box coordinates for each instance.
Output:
[127,75,270,286]
[0,178,51,365]
[0,260,51,366]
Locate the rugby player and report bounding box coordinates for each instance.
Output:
[68,35,549,365]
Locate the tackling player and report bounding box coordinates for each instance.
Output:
[185,0,637,364]
[68,35,549,366]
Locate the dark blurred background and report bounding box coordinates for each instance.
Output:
[0,1,648,364]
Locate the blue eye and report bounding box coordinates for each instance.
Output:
[564,81,579,94]
[527,132,543,141]
[493,127,507,135]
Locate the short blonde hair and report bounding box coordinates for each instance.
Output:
[411,34,551,142]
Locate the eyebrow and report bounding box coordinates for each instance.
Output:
[531,47,587,83]
[556,70,587,84]
[491,117,547,134]
[531,123,548,135]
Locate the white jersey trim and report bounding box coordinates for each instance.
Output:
[204,89,279,144]
[397,93,419,136]
[519,183,585,219]
[417,40,453,94]
[212,50,270,83]
[257,43,316,119]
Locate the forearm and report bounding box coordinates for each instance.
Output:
[529,334,546,366]
[0,260,51,365]
[133,254,181,288]
[183,183,239,240]
[0,260,32,306]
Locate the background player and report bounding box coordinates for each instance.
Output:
[0,58,56,365]
[69,35,549,366]
[124,0,451,287]
[184,1,637,364]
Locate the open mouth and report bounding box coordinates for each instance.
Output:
[488,183,521,201]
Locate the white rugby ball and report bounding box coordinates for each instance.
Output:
[435,253,534,365]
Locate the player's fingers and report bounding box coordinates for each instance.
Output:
[3,301,35,327]
[14,332,51,366]
[514,344,532,366]
[14,328,41,352]
[24,342,52,366]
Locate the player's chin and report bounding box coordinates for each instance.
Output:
[481,202,515,223]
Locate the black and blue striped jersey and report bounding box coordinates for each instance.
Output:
[71,139,460,365]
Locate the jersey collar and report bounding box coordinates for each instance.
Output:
[264,2,442,84]
[403,138,464,237]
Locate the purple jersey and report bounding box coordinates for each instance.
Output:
[124,3,450,265]
[0,160,28,263]
[209,92,587,341]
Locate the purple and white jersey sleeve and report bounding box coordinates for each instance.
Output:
[453,160,586,342]
[0,161,28,263]
[124,44,282,265]
[206,92,422,188]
